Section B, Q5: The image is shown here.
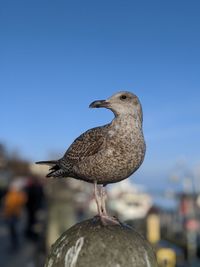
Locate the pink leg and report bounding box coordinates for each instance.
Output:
[94,181,103,216]
[93,182,120,225]
[100,186,107,216]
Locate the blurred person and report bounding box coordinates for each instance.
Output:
[3,179,27,249]
[25,176,45,240]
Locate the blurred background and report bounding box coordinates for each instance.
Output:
[0,0,200,266]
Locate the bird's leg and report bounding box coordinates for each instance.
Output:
[94,181,103,216]
[100,185,107,216]
[94,183,120,226]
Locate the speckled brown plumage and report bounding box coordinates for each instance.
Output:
[36,91,146,186]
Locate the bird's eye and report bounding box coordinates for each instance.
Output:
[120,95,127,100]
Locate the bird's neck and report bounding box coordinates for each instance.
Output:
[111,114,142,130]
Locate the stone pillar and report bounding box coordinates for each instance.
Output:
[45,216,158,267]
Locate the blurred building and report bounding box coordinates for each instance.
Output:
[107,180,152,221]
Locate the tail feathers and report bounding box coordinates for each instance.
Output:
[46,168,66,178]
[35,160,66,178]
[35,160,58,166]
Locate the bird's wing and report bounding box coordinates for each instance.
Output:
[63,126,108,163]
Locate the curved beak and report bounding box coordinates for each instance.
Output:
[89,100,109,108]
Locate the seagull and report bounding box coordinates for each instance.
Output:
[36,91,146,224]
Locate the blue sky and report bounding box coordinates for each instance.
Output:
[0,0,200,190]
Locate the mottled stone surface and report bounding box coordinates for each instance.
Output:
[45,217,158,267]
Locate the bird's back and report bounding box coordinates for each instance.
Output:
[59,124,109,175]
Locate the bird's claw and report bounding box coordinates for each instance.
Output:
[99,215,121,226]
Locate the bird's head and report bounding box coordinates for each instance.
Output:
[89,91,143,123]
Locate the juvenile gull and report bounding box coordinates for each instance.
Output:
[36,91,146,224]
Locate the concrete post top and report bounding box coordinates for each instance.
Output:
[45,216,158,267]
